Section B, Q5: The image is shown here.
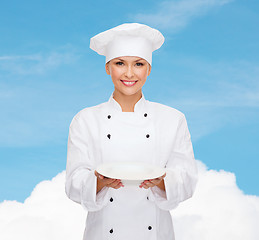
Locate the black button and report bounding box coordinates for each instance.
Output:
[148,226,152,230]
[110,228,113,233]
[107,115,111,119]
[146,134,150,138]
[147,196,149,200]
[110,197,113,202]
[107,134,111,139]
[144,113,147,117]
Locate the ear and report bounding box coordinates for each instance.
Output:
[147,64,152,76]
[105,62,111,75]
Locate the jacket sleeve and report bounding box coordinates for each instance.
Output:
[65,114,111,212]
[149,114,198,211]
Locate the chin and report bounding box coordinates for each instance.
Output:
[117,90,138,96]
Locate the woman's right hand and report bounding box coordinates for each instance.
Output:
[95,170,124,192]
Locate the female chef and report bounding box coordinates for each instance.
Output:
[65,23,198,240]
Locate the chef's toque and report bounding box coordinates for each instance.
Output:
[89,23,164,66]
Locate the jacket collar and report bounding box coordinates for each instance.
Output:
[107,91,146,113]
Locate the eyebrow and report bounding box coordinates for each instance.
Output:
[116,58,143,62]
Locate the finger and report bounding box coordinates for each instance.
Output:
[109,182,122,189]
[113,180,124,188]
[149,179,160,185]
[155,173,166,181]
[105,178,117,185]
[99,175,104,179]
[113,182,124,189]
[106,179,121,187]
[145,180,156,187]
[144,179,159,184]
[95,170,105,179]
[113,180,123,187]
[140,180,151,187]
[141,180,154,189]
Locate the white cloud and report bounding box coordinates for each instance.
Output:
[133,0,234,31]
[0,172,86,240]
[0,161,258,240]
[172,161,259,240]
[0,49,77,75]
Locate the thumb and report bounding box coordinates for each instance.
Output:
[158,173,166,180]
[95,170,104,179]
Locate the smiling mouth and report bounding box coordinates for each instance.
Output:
[120,80,138,86]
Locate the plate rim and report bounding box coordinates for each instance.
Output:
[96,161,165,180]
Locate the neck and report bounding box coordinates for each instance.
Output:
[113,90,142,112]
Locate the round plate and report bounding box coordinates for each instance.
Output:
[96,161,165,180]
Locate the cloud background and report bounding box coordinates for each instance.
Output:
[133,0,234,31]
[1,161,258,240]
[0,0,258,239]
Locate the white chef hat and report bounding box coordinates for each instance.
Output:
[89,23,164,66]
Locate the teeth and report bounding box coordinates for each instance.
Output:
[122,81,136,85]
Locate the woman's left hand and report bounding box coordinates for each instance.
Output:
[139,173,166,189]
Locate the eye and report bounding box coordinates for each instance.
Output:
[115,61,124,66]
[136,62,144,66]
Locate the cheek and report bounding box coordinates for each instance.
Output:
[137,68,149,79]
[110,67,123,79]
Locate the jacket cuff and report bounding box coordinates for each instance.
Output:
[150,185,167,200]
[81,170,111,212]
[148,169,181,211]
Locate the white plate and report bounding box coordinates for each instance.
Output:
[96,161,165,180]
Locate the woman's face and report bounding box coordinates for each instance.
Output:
[105,56,151,97]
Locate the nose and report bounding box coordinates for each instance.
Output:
[124,65,134,79]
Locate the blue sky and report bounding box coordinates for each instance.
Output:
[0,0,258,202]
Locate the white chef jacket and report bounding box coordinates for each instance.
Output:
[65,91,198,240]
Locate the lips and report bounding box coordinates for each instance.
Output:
[120,80,138,86]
